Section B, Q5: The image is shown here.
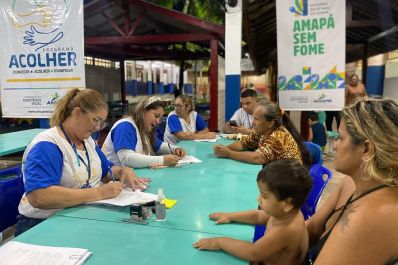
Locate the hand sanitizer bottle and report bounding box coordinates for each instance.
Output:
[155,188,166,221]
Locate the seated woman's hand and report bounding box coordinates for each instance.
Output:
[209,212,232,224]
[97,181,123,199]
[120,167,148,190]
[213,144,230,158]
[174,147,186,158]
[205,132,217,139]
[163,154,180,166]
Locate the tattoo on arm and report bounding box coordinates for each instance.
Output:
[384,257,398,265]
[339,205,357,233]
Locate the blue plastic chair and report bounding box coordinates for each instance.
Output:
[304,141,323,165]
[0,166,24,233]
[253,163,332,242]
[301,164,333,219]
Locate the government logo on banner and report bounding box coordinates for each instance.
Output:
[277,0,345,110]
[0,0,85,118]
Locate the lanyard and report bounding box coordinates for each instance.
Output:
[59,124,92,188]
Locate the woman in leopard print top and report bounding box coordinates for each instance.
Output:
[214,99,311,168]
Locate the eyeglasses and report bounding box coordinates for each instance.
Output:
[81,109,108,130]
[91,116,108,130]
[175,104,188,109]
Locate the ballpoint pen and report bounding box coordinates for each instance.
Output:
[168,143,174,154]
[108,165,115,182]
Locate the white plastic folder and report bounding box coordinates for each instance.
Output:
[0,241,91,265]
[88,189,158,207]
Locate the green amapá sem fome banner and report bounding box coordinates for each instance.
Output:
[277,0,345,110]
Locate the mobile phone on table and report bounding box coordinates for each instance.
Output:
[229,120,238,127]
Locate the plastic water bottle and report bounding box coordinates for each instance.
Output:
[155,188,166,221]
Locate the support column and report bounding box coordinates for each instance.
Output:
[209,38,218,131]
[225,0,242,121]
[131,61,137,96]
[120,59,126,102]
[366,54,387,97]
[362,42,368,86]
[183,70,188,93]
[168,64,173,93]
[160,62,164,94]
[174,65,179,94]
[147,61,153,95]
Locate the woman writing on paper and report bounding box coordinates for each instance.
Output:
[16,89,146,235]
[214,99,311,167]
[163,95,216,144]
[102,96,186,168]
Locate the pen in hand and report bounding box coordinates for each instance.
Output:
[108,165,115,182]
[168,143,174,154]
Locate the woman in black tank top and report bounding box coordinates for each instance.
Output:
[306,185,389,264]
[305,98,398,265]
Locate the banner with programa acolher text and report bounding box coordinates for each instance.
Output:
[0,0,85,118]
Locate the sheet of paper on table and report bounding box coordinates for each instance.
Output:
[0,241,92,265]
[88,189,158,207]
[178,155,203,165]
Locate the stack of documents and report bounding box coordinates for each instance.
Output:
[0,241,91,265]
[88,189,158,207]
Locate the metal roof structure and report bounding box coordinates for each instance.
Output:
[83,0,225,130]
[84,0,225,61]
[243,0,398,74]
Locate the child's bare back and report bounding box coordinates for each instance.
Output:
[257,212,308,265]
[193,160,313,265]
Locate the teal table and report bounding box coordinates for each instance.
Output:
[16,215,247,265]
[0,129,45,156]
[14,139,262,264]
[57,140,261,236]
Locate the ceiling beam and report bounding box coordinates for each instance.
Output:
[123,3,130,35]
[101,11,125,36]
[122,0,225,37]
[368,25,398,42]
[85,45,210,60]
[85,33,216,45]
[129,12,145,36]
[131,7,169,35]
[84,0,114,18]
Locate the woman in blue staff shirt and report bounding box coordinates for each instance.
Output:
[16,88,146,236]
[164,95,216,144]
[102,96,186,168]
